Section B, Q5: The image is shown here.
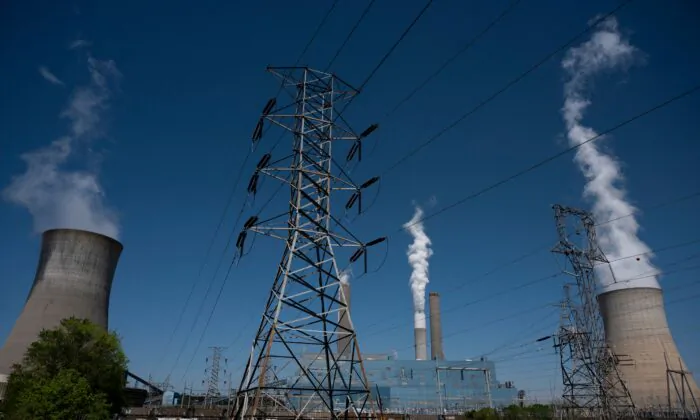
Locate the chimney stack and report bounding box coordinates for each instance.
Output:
[337,282,352,357]
[429,292,445,360]
[414,310,428,360]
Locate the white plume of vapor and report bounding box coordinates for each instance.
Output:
[561,16,658,292]
[3,56,121,239]
[339,267,352,285]
[39,66,65,86]
[403,205,433,329]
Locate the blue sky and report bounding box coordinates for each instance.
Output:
[1,0,699,401]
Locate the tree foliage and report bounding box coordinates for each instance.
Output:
[1,317,128,419]
[465,404,554,419]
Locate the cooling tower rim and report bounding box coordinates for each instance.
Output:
[598,286,663,298]
[42,228,123,250]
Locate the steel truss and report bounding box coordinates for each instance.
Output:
[234,67,381,420]
[551,204,636,419]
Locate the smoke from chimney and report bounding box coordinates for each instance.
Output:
[404,205,433,360]
[561,16,657,293]
[2,56,121,239]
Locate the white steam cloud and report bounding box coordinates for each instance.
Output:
[3,56,121,239]
[339,268,352,285]
[403,205,433,329]
[39,66,65,86]
[561,16,658,292]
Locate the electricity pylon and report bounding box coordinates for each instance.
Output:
[204,346,227,408]
[551,204,636,419]
[234,67,381,420]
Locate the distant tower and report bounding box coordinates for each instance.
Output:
[429,292,445,361]
[204,346,227,408]
[0,229,122,375]
[233,67,381,419]
[551,205,635,419]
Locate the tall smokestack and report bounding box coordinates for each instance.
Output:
[599,288,700,408]
[414,312,428,361]
[0,229,122,374]
[337,278,352,357]
[404,206,432,361]
[429,292,444,360]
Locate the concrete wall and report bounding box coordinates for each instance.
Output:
[599,287,700,409]
[0,229,123,374]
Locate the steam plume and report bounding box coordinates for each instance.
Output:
[3,56,121,239]
[403,205,433,328]
[561,17,657,292]
[339,268,352,285]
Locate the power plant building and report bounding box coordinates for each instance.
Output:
[0,228,123,376]
[269,287,518,414]
[364,355,517,412]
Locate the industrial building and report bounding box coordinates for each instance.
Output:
[359,292,518,412]
[363,355,517,412]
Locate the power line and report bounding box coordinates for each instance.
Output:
[157,148,252,375]
[489,288,700,365]
[166,196,249,380]
[361,1,433,92]
[180,258,237,381]
[335,0,434,117]
[169,0,415,373]
[381,0,635,176]
[396,83,700,235]
[325,0,377,71]
[162,4,344,379]
[595,191,700,227]
[359,237,700,341]
[384,0,523,119]
[294,0,341,67]
[357,189,700,335]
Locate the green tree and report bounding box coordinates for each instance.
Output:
[502,404,526,419]
[465,407,499,419]
[1,317,128,419]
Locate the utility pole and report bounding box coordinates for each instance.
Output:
[551,204,636,419]
[204,346,227,408]
[233,67,381,420]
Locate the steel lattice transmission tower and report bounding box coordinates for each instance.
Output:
[234,67,381,420]
[551,204,636,420]
[205,346,227,408]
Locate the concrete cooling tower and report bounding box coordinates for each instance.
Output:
[0,228,123,375]
[599,287,700,409]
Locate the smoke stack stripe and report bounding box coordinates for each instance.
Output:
[429,292,444,360]
[0,229,122,374]
[599,287,700,408]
